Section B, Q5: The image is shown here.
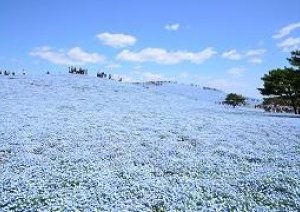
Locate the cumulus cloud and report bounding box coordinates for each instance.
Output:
[96,32,137,48]
[221,49,242,60]
[29,46,105,65]
[117,47,216,64]
[165,23,180,31]
[273,22,300,39]
[277,37,300,52]
[227,67,246,77]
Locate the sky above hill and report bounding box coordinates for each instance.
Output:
[1,0,300,98]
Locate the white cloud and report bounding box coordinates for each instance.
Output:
[140,71,166,81]
[273,22,300,39]
[105,64,121,69]
[133,65,142,70]
[67,47,105,63]
[227,67,246,77]
[277,37,300,52]
[96,32,137,48]
[179,72,190,79]
[165,23,180,31]
[222,48,266,64]
[10,58,21,63]
[246,49,266,64]
[221,49,242,60]
[206,79,233,91]
[29,46,105,65]
[246,49,266,57]
[248,58,263,64]
[206,79,245,92]
[117,47,216,64]
[120,70,169,82]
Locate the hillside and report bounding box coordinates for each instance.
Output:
[0,74,299,211]
[132,81,226,104]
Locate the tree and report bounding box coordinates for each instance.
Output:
[287,50,300,69]
[258,51,300,114]
[288,50,300,101]
[224,93,246,107]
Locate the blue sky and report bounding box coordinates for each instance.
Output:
[1,0,300,97]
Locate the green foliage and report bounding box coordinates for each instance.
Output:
[224,93,246,107]
[258,68,298,97]
[287,50,300,69]
[258,51,300,114]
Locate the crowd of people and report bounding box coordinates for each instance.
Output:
[255,104,298,114]
[0,70,18,76]
[68,66,88,75]
[96,72,122,82]
[67,66,123,81]
[1,67,123,83]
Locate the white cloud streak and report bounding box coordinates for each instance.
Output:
[248,58,263,64]
[246,49,266,57]
[222,48,266,64]
[227,67,246,77]
[139,71,166,81]
[221,49,242,60]
[165,23,180,31]
[105,64,121,69]
[96,32,137,48]
[206,79,245,92]
[29,46,105,65]
[277,37,300,52]
[117,47,216,64]
[273,22,300,39]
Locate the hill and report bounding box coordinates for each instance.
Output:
[0,74,299,211]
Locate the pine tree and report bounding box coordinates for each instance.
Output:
[287,50,300,70]
[258,51,300,114]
